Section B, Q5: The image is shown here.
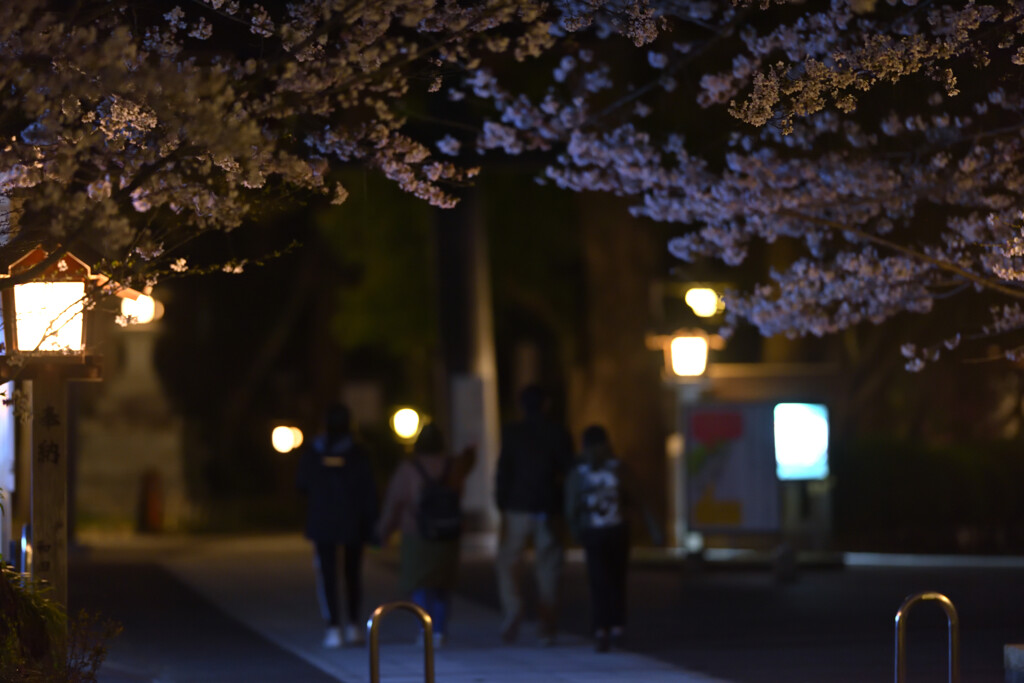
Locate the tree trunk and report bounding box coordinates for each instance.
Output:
[569,193,667,536]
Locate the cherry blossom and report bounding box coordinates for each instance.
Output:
[2,0,1023,364]
[457,0,1024,364]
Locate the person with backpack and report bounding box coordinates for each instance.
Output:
[377,422,476,647]
[297,402,379,649]
[565,425,663,653]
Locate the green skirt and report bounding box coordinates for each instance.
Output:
[399,533,460,595]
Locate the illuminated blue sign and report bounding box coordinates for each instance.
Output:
[773,403,829,481]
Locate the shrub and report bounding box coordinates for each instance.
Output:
[0,563,121,683]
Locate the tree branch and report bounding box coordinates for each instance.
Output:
[778,208,1024,301]
[589,8,750,125]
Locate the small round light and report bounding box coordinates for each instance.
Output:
[391,408,421,440]
[272,425,302,453]
[684,288,721,318]
[121,294,157,324]
[289,426,304,449]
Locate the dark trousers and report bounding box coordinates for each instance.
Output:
[314,541,364,626]
[581,525,629,633]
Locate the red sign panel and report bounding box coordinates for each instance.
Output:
[690,411,743,443]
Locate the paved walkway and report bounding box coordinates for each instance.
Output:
[81,533,727,683]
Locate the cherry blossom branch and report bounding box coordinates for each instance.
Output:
[397,107,480,134]
[323,2,526,98]
[182,0,252,30]
[590,8,749,124]
[779,209,1024,301]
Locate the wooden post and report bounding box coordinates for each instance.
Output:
[30,363,68,608]
[20,358,101,610]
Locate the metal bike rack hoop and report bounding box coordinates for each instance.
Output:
[894,590,960,683]
[368,600,435,683]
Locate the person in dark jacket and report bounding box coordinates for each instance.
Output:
[297,402,378,648]
[494,384,574,645]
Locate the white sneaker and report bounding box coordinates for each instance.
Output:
[344,624,365,645]
[323,626,342,648]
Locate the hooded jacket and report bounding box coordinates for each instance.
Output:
[297,433,378,544]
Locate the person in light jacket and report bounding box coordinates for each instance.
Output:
[494,385,574,645]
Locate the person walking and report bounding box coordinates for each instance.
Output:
[565,424,663,652]
[297,402,379,649]
[494,384,574,645]
[377,423,476,647]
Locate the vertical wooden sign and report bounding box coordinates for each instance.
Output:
[30,363,67,608]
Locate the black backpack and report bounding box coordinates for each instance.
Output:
[412,459,462,541]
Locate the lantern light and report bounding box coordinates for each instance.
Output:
[0,248,97,355]
[120,294,159,325]
[391,408,421,440]
[669,332,709,377]
[272,425,304,453]
[12,281,86,352]
[684,287,722,318]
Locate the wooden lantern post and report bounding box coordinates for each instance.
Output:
[0,247,102,609]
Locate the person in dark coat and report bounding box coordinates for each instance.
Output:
[297,402,378,648]
[494,384,574,645]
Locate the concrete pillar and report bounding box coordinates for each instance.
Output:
[435,192,500,531]
[76,322,188,532]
